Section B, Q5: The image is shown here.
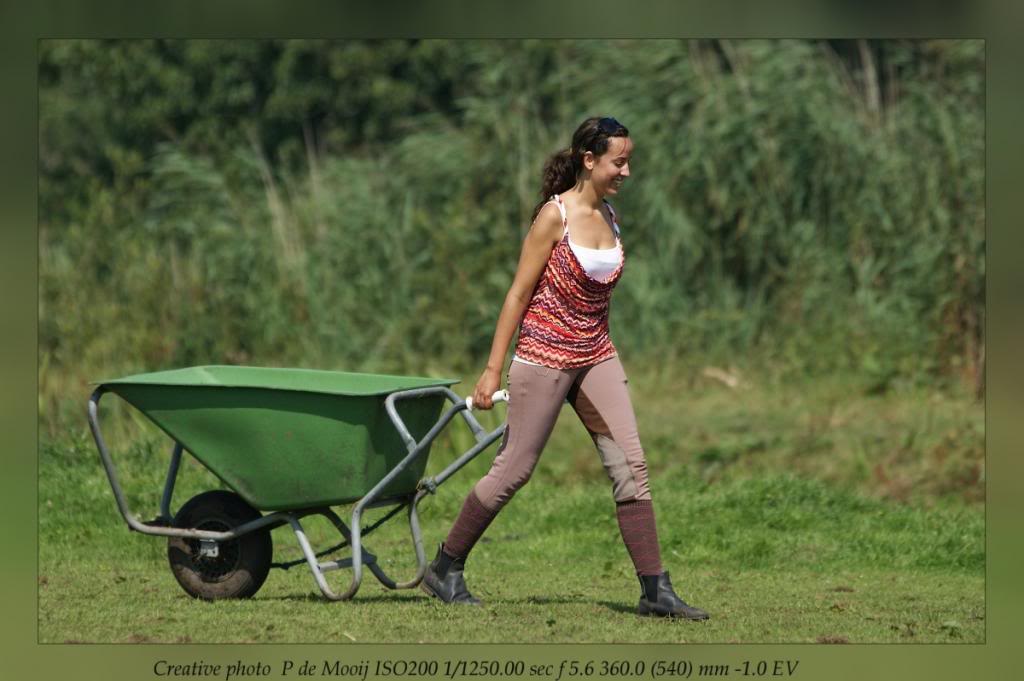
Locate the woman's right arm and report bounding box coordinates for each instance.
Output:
[471,202,564,408]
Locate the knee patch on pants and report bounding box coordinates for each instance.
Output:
[594,434,649,502]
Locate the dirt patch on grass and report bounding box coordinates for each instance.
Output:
[816,635,849,644]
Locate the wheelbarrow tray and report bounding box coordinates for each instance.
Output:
[98,365,459,511]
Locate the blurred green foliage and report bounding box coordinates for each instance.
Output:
[38,39,984,430]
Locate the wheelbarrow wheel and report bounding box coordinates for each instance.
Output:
[167,490,272,600]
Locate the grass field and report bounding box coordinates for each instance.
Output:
[38,366,984,643]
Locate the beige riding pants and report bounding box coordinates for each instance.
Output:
[473,355,652,511]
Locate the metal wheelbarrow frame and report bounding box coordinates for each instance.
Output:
[87,366,507,601]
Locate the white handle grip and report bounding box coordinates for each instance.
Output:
[466,389,510,411]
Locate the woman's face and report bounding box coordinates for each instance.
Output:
[585,136,633,196]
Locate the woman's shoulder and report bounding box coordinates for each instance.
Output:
[531,201,565,244]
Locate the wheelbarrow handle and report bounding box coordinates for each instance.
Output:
[465,389,510,411]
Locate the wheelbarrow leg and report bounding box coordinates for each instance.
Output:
[287,495,431,599]
[379,489,431,589]
[287,507,393,600]
[398,489,431,588]
[286,514,363,601]
[353,490,430,590]
[346,491,435,591]
[328,506,377,590]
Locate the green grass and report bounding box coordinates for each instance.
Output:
[38,368,983,643]
[39,475,983,643]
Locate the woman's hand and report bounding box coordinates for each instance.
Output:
[471,367,502,410]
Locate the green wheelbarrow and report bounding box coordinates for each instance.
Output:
[87,365,508,601]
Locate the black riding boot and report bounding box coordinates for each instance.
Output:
[420,543,482,605]
[637,572,709,620]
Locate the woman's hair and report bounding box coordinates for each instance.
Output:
[531,116,630,221]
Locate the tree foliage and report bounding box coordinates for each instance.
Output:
[38,39,985,428]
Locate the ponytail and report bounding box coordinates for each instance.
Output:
[531,148,578,221]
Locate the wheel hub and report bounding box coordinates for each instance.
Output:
[188,520,241,581]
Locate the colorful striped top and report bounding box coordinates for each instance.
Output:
[513,194,626,369]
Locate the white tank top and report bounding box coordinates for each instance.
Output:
[569,240,623,283]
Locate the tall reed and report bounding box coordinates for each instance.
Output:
[38,39,984,434]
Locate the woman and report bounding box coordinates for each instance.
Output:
[421,116,708,620]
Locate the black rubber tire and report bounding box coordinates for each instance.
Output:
[167,490,272,600]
